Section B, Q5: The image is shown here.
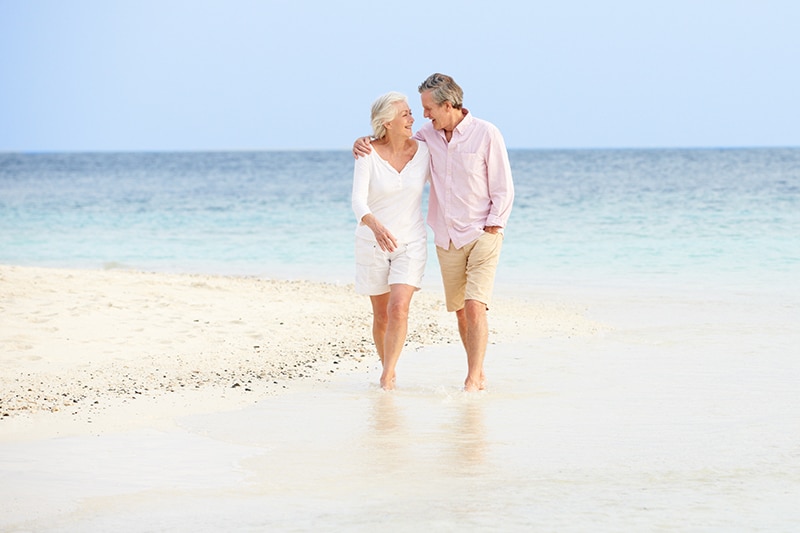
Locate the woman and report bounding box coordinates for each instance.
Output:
[351,91,430,390]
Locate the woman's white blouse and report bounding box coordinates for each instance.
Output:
[351,141,430,243]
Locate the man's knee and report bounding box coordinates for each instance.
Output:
[464,299,487,322]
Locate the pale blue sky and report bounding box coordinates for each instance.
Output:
[1,0,798,151]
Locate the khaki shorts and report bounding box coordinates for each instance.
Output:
[436,232,503,312]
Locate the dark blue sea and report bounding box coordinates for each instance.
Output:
[1,148,798,293]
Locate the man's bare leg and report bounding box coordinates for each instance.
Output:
[456,299,489,391]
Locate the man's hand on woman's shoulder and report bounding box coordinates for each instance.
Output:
[353,137,373,159]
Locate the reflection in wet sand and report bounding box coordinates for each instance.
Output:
[366,392,409,473]
[7,325,798,532]
[449,398,488,469]
[363,388,490,483]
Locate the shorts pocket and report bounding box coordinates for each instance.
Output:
[404,239,428,261]
[470,231,502,266]
[355,238,379,265]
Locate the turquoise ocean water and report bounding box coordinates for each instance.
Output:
[1,148,797,293]
[2,150,800,531]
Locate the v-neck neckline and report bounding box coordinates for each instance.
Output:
[374,141,419,174]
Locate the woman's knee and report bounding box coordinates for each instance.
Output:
[372,309,389,329]
[386,300,410,322]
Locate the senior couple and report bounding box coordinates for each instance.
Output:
[351,73,514,392]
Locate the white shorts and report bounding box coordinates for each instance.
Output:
[355,236,427,295]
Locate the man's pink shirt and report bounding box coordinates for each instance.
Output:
[414,109,514,249]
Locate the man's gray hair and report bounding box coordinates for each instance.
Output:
[418,73,463,110]
[370,91,408,139]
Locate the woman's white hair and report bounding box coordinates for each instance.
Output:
[370,91,408,139]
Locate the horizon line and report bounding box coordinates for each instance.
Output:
[2,144,799,155]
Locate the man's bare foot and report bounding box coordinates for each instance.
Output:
[464,372,487,392]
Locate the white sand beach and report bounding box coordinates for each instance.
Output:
[2,264,799,531]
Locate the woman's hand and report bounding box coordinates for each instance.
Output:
[363,215,397,252]
[353,136,373,159]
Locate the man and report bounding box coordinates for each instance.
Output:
[354,73,514,391]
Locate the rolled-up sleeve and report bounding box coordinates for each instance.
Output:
[485,127,514,228]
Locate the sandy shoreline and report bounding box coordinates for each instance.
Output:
[0,264,605,440]
[3,264,799,530]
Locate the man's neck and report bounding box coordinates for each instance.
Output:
[444,109,466,143]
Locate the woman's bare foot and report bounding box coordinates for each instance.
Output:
[380,373,396,391]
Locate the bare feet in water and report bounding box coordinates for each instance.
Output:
[380,373,397,391]
[464,372,487,392]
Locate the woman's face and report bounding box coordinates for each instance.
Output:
[385,101,414,138]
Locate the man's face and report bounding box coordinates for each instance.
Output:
[421,90,450,131]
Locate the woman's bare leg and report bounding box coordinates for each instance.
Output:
[379,284,416,390]
[369,293,390,368]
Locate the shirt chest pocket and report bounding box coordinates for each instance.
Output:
[456,152,486,178]
[453,153,488,196]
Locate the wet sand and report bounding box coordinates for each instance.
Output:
[2,265,799,531]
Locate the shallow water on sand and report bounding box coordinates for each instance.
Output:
[6,322,800,531]
[4,286,799,532]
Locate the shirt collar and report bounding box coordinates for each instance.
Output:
[438,108,471,141]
